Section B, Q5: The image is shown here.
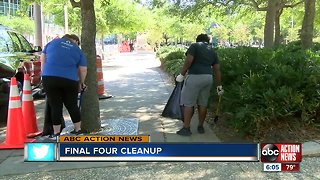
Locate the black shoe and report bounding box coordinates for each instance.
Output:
[70,130,82,135]
[177,127,192,136]
[197,126,205,134]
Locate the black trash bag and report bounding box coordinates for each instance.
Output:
[42,97,65,136]
[161,81,184,121]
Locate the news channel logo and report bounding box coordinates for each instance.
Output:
[261,144,279,162]
[24,143,56,161]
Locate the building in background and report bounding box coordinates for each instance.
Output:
[0,0,64,46]
[0,0,20,16]
[0,0,33,17]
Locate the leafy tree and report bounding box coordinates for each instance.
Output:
[167,0,307,48]
[144,2,207,46]
[96,0,153,51]
[0,16,34,36]
[41,0,81,34]
[70,0,100,133]
[245,0,303,47]
[143,8,166,46]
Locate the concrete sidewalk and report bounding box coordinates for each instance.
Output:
[0,52,319,179]
[0,52,220,177]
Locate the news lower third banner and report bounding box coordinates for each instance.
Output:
[25,142,259,162]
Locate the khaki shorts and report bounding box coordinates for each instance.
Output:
[180,74,213,107]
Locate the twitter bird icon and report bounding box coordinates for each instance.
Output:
[33,144,49,159]
[25,143,55,161]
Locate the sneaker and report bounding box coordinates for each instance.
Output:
[197,126,205,134]
[176,127,192,136]
[49,133,60,141]
[70,130,83,135]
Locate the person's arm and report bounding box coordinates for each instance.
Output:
[213,64,221,86]
[40,53,46,74]
[180,54,194,76]
[176,44,196,82]
[176,54,193,82]
[78,66,87,86]
[213,63,224,96]
[78,51,88,91]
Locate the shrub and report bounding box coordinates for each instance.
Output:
[157,46,186,76]
[215,46,320,136]
[158,44,320,138]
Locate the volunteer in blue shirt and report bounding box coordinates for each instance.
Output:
[41,34,87,138]
[176,34,223,136]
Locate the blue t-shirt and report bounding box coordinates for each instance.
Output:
[42,38,87,81]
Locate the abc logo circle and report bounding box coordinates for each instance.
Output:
[261,144,279,162]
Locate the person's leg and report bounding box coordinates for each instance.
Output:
[197,105,207,127]
[42,77,63,135]
[182,106,194,128]
[53,124,61,135]
[62,79,81,132]
[197,75,213,133]
[177,75,199,136]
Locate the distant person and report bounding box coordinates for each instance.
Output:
[154,42,159,52]
[129,41,134,52]
[175,33,223,136]
[40,34,87,139]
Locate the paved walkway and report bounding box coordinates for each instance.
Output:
[0,51,219,177]
[0,51,319,179]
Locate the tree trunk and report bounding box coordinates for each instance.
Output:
[274,9,283,46]
[79,0,101,132]
[301,0,316,49]
[264,0,278,48]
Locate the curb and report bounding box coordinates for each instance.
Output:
[302,140,320,156]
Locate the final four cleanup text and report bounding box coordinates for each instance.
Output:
[64,147,162,155]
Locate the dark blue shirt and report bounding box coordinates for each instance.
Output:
[187,42,219,75]
[42,38,87,81]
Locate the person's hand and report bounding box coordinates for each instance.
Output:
[80,83,87,92]
[216,85,224,96]
[176,74,184,82]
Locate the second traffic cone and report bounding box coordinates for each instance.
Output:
[0,77,34,150]
[22,74,42,138]
[96,55,112,100]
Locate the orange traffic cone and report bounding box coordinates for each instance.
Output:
[22,74,42,138]
[96,55,112,100]
[0,77,34,149]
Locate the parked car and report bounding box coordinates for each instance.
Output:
[0,24,43,123]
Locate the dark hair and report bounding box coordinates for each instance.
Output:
[62,34,80,45]
[196,34,210,43]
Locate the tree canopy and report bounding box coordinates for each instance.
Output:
[7,0,320,49]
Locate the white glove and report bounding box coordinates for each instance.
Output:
[217,85,224,96]
[176,74,185,82]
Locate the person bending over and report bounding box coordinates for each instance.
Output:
[41,34,87,139]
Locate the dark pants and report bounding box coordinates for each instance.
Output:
[42,76,80,125]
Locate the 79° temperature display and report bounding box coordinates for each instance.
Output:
[281,163,300,172]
